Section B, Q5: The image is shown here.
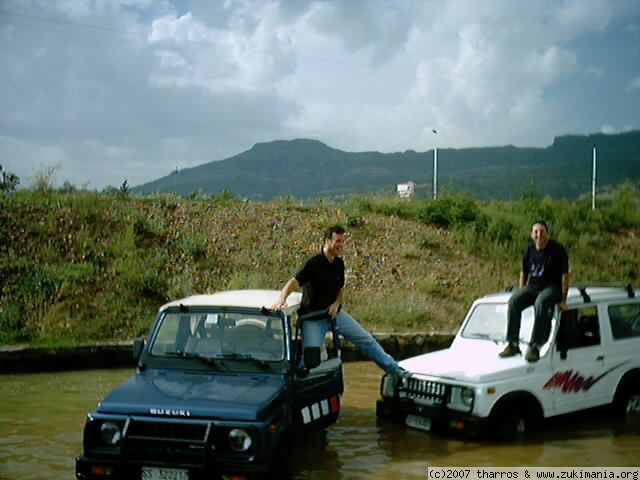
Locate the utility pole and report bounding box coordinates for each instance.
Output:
[592,144,596,210]
[432,129,438,200]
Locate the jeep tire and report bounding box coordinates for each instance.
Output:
[613,379,640,420]
[491,405,527,441]
[266,434,293,480]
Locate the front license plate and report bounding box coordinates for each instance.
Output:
[406,414,432,432]
[141,467,189,480]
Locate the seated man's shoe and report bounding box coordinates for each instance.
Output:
[498,343,521,358]
[525,345,540,362]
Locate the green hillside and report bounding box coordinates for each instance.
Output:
[1,184,639,347]
[133,131,640,200]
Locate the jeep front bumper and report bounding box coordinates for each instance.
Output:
[75,455,271,480]
[376,399,489,437]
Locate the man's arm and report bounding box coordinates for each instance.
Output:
[519,271,528,289]
[271,278,299,310]
[559,244,571,310]
[327,287,344,318]
[559,272,571,310]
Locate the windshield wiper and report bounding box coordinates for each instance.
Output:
[466,333,500,344]
[161,351,227,366]
[160,351,271,370]
[208,352,271,369]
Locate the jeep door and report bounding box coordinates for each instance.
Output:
[293,358,343,431]
[291,319,344,431]
[549,305,613,414]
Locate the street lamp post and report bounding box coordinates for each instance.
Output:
[432,129,438,200]
[591,144,597,210]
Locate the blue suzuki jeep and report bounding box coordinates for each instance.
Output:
[76,290,344,480]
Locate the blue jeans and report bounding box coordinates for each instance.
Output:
[506,285,562,346]
[302,310,399,374]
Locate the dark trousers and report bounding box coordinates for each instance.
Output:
[506,285,562,346]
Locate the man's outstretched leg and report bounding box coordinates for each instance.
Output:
[334,310,405,376]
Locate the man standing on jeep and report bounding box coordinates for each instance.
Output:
[499,220,571,362]
[271,225,407,377]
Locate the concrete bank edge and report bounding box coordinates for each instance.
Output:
[0,332,455,374]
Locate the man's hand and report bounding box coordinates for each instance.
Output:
[327,302,341,318]
[272,278,299,311]
[559,302,568,311]
[270,301,288,311]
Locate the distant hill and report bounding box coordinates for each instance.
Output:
[132,131,640,200]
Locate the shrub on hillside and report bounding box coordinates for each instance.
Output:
[601,183,640,230]
[417,195,481,227]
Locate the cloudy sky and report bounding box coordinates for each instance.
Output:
[1,0,639,189]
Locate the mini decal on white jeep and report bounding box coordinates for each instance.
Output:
[543,362,629,393]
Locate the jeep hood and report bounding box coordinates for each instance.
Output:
[97,369,286,421]
[398,340,544,383]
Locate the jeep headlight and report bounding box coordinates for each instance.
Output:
[99,421,123,446]
[228,428,252,452]
[447,386,474,412]
[380,374,397,399]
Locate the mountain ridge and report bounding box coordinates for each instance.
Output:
[132,130,640,200]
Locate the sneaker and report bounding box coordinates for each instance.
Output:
[525,345,540,362]
[498,343,521,358]
[393,367,412,379]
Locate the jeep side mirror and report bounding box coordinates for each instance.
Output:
[133,337,146,361]
[303,346,322,370]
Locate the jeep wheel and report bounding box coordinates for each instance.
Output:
[495,407,525,441]
[267,436,293,480]
[625,393,640,416]
[614,383,640,421]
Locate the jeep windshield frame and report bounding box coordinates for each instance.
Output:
[142,306,291,373]
[461,302,536,343]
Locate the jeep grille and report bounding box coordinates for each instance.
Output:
[400,378,447,406]
[125,419,209,465]
[127,420,208,441]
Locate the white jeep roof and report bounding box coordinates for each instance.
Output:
[478,285,636,305]
[159,289,302,313]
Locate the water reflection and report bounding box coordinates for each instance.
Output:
[0,363,637,480]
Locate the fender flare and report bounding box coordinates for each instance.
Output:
[489,390,544,423]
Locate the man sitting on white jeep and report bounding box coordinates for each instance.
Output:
[499,220,571,362]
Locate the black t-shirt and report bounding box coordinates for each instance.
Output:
[295,252,345,315]
[522,239,569,289]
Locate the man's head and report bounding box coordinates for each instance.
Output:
[323,225,346,258]
[530,220,550,250]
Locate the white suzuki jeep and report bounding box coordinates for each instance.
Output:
[376,284,640,440]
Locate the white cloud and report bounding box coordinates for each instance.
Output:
[526,46,578,84]
[625,77,640,92]
[552,0,611,34]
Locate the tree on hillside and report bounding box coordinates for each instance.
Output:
[0,164,20,193]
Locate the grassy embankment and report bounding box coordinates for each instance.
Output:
[1,185,639,347]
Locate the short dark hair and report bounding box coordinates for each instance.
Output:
[323,224,346,241]
[532,220,549,232]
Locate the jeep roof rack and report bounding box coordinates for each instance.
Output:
[572,282,635,303]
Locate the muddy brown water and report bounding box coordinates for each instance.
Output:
[0,362,638,480]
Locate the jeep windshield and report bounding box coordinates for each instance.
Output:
[462,303,535,343]
[148,308,287,370]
